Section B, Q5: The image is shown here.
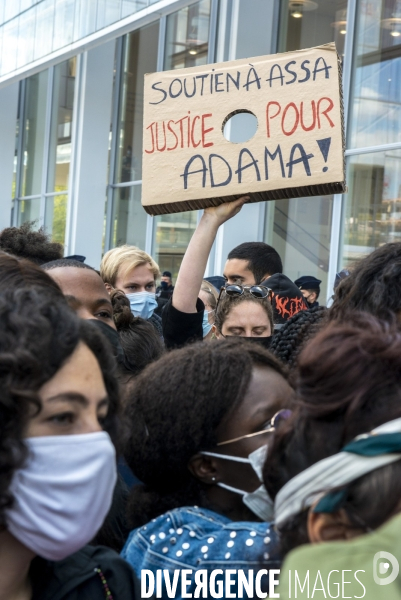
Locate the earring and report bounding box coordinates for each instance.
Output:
[211,477,216,482]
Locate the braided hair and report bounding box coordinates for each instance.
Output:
[270,306,328,369]
[111,290,164,376]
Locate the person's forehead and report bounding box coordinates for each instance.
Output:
[223,301,268,325]
[40,342,106,398]
[50,267,109,300]
[117,263,155,283]
[199,289,211,303]
[223,258,252,274]
[218,367,290,437]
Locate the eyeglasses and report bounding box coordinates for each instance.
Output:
[216,409,292,446]
[216,284,273,313]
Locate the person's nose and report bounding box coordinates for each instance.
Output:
[79,410,103,434]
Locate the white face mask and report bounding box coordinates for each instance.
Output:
[202,445,274,521]
[6,431,117,560]
[126,291,158,320]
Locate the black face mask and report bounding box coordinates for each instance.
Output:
[88,319,125,365]
[223,336,272,350]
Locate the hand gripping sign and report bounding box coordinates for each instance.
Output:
[142,42,345,216]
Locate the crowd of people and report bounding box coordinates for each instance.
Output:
[1,199,400,600]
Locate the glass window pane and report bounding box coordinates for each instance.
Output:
[348,0,401,148]
[111,185,147,248]
[1,16,19,75]
[74,0,97,41]
[164,0,211,70]
[22,70,49,197]
[17,6,36,69]
[340,150,401,267]
[53,0,74,51]
[20,0,34,11]
[121,0,147,19]
[97,0,122,30]
[264,196,333,298]
[114,22,159,184]
[17,197,41,226]
[278,0,348,55]
[152,210,198,279]
[4,0,20,22]
[34,0,54,61]
[45,194,68,244]
[47,58,76,192]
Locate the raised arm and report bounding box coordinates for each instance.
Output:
[173,196,249,314]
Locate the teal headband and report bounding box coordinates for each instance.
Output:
[274,418,401,527]
[314,433,401,513]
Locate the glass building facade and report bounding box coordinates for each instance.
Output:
[0,0,400,299]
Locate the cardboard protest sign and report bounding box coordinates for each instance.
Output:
[142,42,345,215]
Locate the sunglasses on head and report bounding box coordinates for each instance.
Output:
[216,284,273,312]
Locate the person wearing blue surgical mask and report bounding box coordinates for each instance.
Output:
[100,245,162,337]
[0,287,142,600]
[198,280,218,339]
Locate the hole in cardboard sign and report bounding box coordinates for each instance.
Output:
[222,110,258,143]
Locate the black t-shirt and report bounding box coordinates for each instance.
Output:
[162,297,204,349]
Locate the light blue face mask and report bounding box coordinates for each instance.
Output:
[126,292,158,320]
[202,310,214,338]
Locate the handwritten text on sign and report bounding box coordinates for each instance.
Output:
[142,44,345,214]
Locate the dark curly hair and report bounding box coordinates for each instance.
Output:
[215,289,274,334]
[330,242,401,322]
[270,306,328,369]
[263,313,401,556]
[110,290,164,377]
[0,287,120,528]
[0,222,63,265]
[123,339,288,528]
[0,252,64,298]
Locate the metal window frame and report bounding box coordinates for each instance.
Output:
[12,78,26,225]
[326,0,357,304]
[105,37,124,252]
[40,64,54,226]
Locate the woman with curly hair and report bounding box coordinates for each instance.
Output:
[122,339,293,599]
[0,287,140,599]
[162,197,275,348]
[330,242,401,322]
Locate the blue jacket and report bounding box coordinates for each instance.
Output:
[121,506,280,599]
